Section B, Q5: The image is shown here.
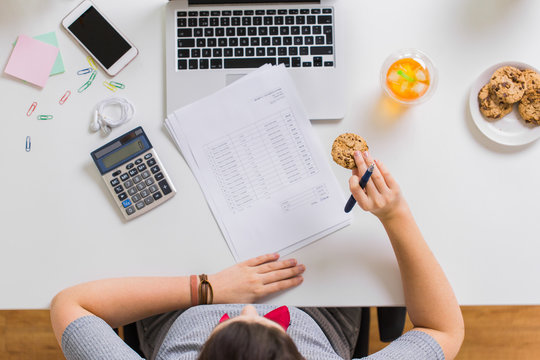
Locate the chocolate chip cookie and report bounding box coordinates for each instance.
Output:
[518,87,540,124]
[478,84,513,119]
[522,69,540,92]
[331,133,369,169]
[489,66,526,104]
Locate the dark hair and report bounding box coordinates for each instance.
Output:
[198,321,304,360]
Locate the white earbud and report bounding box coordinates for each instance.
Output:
[91,97,135,135]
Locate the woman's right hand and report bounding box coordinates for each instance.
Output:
[348,151,407,222]
[209,253,305,304]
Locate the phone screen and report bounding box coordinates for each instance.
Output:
[68,6,132,69]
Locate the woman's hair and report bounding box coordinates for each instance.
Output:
[198,320,304,360]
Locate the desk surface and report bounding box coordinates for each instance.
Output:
[2,0,540,309]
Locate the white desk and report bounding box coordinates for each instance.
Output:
[1,0,540,309]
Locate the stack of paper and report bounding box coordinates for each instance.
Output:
[165,65,351,261]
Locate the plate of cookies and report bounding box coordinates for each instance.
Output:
[469,61,540,146]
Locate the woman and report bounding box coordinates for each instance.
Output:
[50,151,464,359]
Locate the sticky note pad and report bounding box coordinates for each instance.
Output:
[34,32,65,75]
[4,34,59,88]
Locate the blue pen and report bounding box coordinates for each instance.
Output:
[344,163,375,213]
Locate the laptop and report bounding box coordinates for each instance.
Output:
[165,0,345,120]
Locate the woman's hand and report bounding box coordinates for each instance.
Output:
[348,151,407,222]
[210,253,305,304]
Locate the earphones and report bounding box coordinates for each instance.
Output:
[91,97,135,135]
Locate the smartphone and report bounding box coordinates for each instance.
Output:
[62,0,138,76]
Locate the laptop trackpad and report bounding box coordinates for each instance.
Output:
[226,73,246,85]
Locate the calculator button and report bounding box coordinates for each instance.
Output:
[126,206,136,215]
[133,175,142,184]
[110,178,120,187]
[120,173,130,182]
[135,201,145,210]
[153,191,163,201]
[132,194,142,203]
[114,185,124,194]
[136,182,146,191]
[137,164,147,172]
[135,158,143,165]
[158,179,173,195]
[144,153,153,160]
[155,172,164,181]
[140,189,150,198]
[128,187,138,196]
[124,180,133,188]
[118,192,128,201]
[150,165,161,174]
[128,169,138,177]
[145,178,155,186]
[149,184,159,193]
[144,196,155,205]
[126,163,134,170]
[112,170,122,177]
[122,199,132,208]
[141,170,151,179]
[146,158,156,167]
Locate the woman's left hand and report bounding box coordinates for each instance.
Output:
[210,253,305,303]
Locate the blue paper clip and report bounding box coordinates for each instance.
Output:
[77,68,93,75]
[25,136,31,152]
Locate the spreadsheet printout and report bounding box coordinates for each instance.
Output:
[165,65,351,261]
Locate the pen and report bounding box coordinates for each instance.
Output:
[344,163,375,213]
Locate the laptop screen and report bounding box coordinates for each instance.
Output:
[189,0,316,4]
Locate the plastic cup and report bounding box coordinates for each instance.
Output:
[380,49,438,105]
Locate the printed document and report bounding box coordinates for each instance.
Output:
[165,65,351,261]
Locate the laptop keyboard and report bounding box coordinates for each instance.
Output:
[176,8,335,70]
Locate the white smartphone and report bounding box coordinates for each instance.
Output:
[62,0,138,76]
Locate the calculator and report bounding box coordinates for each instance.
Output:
[91,127,176,220]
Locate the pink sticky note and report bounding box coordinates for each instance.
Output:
[4,34,59,88]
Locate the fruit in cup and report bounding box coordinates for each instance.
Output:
[386,58,430,102]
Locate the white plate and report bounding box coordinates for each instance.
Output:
[469,61,540,146]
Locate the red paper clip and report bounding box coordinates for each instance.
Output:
[27,102,37,116]
[59,90,71,105]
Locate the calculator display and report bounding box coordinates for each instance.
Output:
[91,127,152,175]
[103,139,144,168]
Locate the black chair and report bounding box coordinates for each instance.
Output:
[120,306,406,359]
[353,307,407,358]
[121,323,144,357]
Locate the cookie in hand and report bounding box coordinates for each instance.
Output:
[331,133,369,169]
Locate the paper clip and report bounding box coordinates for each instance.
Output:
[77,68,93,75]
[25,136,31,152]
[109,81,126,89]
[89,70,97,83]
[78,81,91,93]
[59,90,71,105]
[87,56,97,70]
[103,81,117,92]
[27,102,37,117]
[37,115,53,120]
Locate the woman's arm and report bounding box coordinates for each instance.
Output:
[50,253,305,345]
[349,151,464,360]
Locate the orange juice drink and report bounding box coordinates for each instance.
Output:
[381,49,437,105]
